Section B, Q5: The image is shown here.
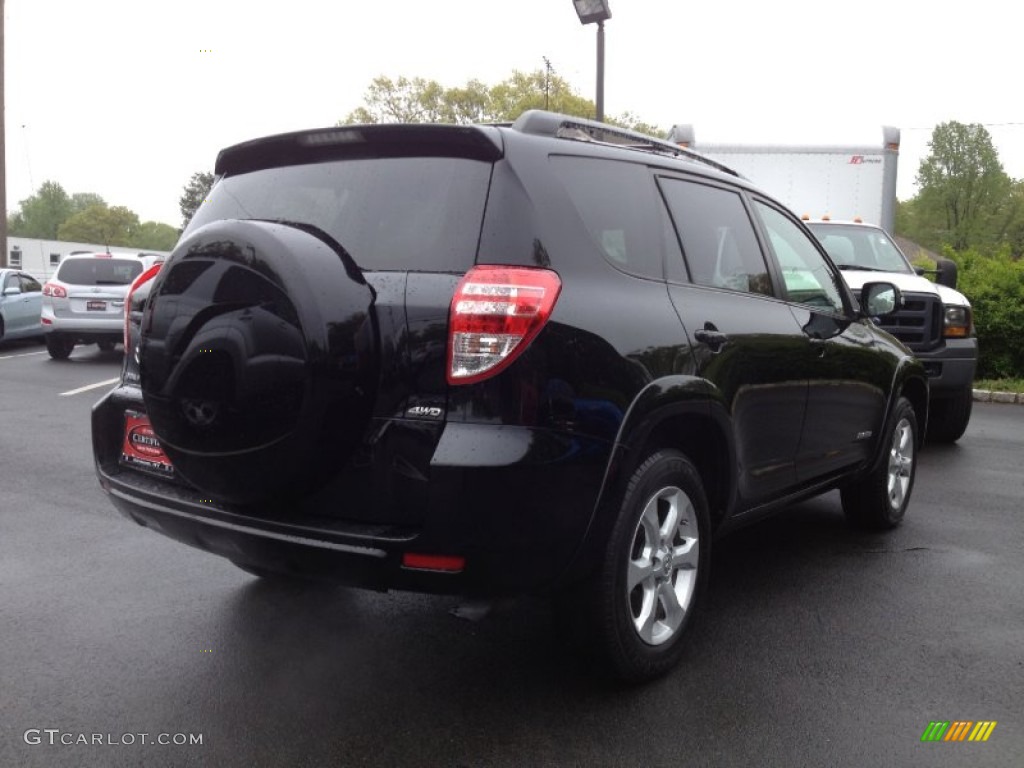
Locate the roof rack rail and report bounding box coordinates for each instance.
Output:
[511,110,739,177]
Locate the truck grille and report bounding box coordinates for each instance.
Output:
[877,292,942,351]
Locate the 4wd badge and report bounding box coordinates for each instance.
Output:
[406,405,444,419]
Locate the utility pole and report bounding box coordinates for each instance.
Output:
[1,0,8,268]
[595,20,605,122]
[542,56,552,111]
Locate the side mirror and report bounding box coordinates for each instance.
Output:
[935,257,958,289]
[861,282,902,318]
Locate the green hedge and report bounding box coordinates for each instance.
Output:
[948,246,1024,378]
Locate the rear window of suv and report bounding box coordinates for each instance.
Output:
[187,157,492,272]
[56,258,143,286]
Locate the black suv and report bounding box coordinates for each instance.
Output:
[93,111,928,681]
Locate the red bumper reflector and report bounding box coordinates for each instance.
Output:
[402,553,466,572]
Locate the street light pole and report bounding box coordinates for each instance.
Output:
[572,0,611,123]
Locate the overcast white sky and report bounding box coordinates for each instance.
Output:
[5,0,1023,228]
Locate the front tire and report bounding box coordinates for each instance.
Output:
[926,386,973,443]
[841,396,917,529]
[586,450,710,682]
[46,334,74,360]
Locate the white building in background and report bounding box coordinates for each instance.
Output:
[4,237,171,281]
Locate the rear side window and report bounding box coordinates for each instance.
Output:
[56,258,143,286]
[550,156,662,279]
[659,178,772,296]
[187,157,491,272]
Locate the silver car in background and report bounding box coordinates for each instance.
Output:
[41,253,155,359]
[0,270,44,345]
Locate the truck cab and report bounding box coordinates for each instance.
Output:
[806,219,976,442]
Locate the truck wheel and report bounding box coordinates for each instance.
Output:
[46,334,74,360]
[841,397,917,530]
[582,450,710,682]
[926,386,973,443]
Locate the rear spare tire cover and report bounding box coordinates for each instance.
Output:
[139,219,379,505]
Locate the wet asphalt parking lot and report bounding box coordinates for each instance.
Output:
[1,339,1021,767]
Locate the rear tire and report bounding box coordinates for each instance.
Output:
[841,396,917,530]
[577,450,710,682]
[926,386,973,443]
[46,334,74,360]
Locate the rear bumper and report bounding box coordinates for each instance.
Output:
[99,467,424,590]
[43,309,124,338]
[93,386,612,595]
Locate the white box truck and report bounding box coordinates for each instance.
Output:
[667,125,977,442]
[667,125,900,232]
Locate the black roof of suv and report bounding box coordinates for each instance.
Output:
[93,110,928,681]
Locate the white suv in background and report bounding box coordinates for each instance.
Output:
[41,253,159,359]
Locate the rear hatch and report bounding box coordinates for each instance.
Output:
[53,257,142,318]
[124,125,502,525]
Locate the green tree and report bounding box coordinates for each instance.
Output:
[131,221,179,251]
[990,179,1024,257]
[487,69,595,122]
[58,204,140,246]
[7,180,73,238]
[915,122,1011,251]
[71,192,106,214]
[342,70,660,135]
[179,171,215,229]
[344,76,490,124]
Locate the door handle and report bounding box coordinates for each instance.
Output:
[694,327,729,353]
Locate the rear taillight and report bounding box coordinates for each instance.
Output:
[447,266,561,385]
[124,263,163,349]
[42,283,67,298]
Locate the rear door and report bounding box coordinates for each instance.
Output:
[17,274,42,334]
[2,273,38,334]
[659,175,809,505]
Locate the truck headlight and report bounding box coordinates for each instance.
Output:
[943,305,972,338]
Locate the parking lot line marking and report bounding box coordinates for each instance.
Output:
[60,378,121,397]
[0,350,48,361]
